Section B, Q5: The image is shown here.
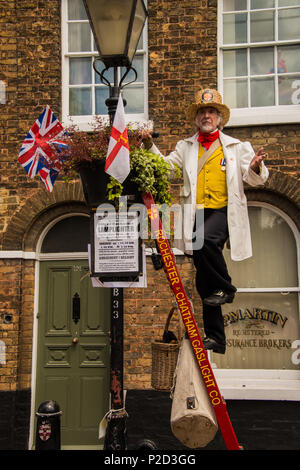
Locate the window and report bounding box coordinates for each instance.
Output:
[41,216,90,253]
[212,203,300,372]
[61,0,148,130]
[218,0,300,126]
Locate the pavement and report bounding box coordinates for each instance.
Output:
[125,390,300,451]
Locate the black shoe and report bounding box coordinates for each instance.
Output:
[203,337,226,354]
[203,290,235,306]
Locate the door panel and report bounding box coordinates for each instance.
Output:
[47,266,72,334]
[80,267,107,334]
[35,260,110,447]
[80,377,106,427]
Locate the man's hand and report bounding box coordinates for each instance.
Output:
[141,130,154,150]
[250,147,268,174]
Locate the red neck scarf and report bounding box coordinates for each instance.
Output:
[198,129,219,150]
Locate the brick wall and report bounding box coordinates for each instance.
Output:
[148,0,218,153]
[228,124,300,180]
[0,0,62,249]
[0,0,299,403]
[0,0,61,403]
[0,259,22,392]
[0,258,35,393]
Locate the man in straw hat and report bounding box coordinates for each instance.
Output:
[143,88,268,354]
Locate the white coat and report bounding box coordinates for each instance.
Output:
[150,131,269,261]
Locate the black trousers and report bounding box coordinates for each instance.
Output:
[192,206,236,344]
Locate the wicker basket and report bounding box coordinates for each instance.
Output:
[151,307,180,392]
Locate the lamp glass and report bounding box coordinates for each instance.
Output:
[83,0,147,66]
[127,0,147,63]
[84,0,133,56]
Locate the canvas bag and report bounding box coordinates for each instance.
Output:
[170,338,218,448]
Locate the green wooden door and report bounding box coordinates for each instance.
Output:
[35,260,110,448]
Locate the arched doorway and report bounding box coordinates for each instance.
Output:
[33,214,110,449]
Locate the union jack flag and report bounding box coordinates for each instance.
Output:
[18,105,66,192]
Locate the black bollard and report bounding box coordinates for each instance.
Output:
[136,439,158,450]
[35,400,62,450]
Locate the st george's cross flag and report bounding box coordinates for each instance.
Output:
[18,105,67,192]
[105,94,130,184]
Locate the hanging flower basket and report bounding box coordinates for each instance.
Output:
[78,159,110,208]
[51,117,178,208]
[79,159,142,207]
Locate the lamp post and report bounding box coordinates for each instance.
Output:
[83,0,147,123]
[83,0,148,450]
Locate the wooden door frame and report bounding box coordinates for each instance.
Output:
[29,213,93,449]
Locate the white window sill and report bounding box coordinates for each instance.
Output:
[213,368,300,401]
[226,105,300,127]
[62,114,151,132]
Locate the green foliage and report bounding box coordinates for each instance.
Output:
[50,116,179,207]
[106,178,123,202]
[107,148,173,205]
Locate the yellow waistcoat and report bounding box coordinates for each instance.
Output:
[196,144,228,209]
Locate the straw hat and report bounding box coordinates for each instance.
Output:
[186,88,230,126]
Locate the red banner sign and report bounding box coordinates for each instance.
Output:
[142,192,242,450]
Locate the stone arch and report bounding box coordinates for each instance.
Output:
[2,181,88,251]
[245,169,300,232]
[264,169,299,208]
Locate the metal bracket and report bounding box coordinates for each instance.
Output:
[186,397,196,409]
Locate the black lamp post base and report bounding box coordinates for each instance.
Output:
[104,409,128,450]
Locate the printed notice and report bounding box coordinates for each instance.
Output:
[93,212,140,275]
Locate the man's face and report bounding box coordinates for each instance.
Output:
[196,107,220,133]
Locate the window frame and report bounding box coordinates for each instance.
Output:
[218,0,300,127]
[213,200,300,400]
[61,0,149,131]
[236,201,300,295]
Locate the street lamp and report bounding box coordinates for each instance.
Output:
[83,0,148,451]
[83,0,148,122]
[83,0,147,68]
